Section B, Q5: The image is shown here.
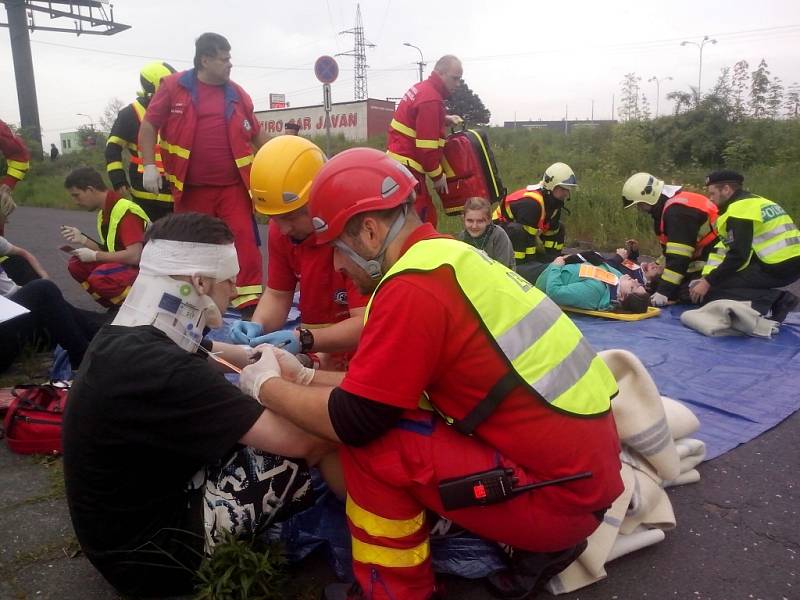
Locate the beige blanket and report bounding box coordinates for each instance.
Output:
[681,299,779,338]
[546,349,704,594]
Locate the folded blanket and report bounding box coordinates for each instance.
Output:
[546,350,703,595]
[680,299,779,338]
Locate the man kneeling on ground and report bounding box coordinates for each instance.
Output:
[63,213,334,597]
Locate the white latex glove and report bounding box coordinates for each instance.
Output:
[239,348,281,401]
[616,247,628,259]
[142,164,161,194]
[272,346,315,385]
[445,114,463,126]
[0,185,16,218]
[60,225,87,245]
[433,174,448,194]
[72,247,97,263]
[650,292,669,307]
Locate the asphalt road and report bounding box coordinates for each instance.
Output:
[1,206,798,600]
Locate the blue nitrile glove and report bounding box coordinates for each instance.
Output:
[230,320,264,345]
[249,329,301,354]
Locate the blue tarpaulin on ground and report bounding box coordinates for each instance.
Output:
[573,306,800,461]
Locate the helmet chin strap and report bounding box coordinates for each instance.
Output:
[334,204,409,280]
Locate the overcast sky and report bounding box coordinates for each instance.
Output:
[2,0,799,148]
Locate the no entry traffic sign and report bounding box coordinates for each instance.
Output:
[314,55,339,84]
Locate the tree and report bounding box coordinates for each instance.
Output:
[618,73,642,121]
[639,92,652,121]
[709,67,732,115]
[750,59,771,118]
[730,60,749,121]
[666,90,693,115]
[98,97,126,134]
[445,81,490,125]
[785,82,800,119]
[766,77,784,119]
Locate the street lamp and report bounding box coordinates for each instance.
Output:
[403,42,426,83]
[648,75,673,117]
[680,35,717,99]
[76,113,94,129]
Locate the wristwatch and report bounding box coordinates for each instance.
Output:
[298,328,314,353]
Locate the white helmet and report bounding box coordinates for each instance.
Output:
[542,162,578,192]
[622,172,664,208]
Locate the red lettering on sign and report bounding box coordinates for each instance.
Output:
[267,121,276,133]
[348,113,357,127]
[303,117,311,130]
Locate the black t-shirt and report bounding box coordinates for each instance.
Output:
[63,325,263,595]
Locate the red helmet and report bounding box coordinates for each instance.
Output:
[309,147,417,245]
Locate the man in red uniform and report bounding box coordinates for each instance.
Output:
[386,55,464,228]
[230,136,367,369]
[139,32,269,312]
[621,172,718,306]
[0,118,31,235]
[239,149,624,600]
[61,167,149,308]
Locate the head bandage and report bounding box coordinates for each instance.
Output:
[113,239,240,352]
[140,239,239,281]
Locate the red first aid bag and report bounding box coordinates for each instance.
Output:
[439,128,506,216]
[1,382,69,455]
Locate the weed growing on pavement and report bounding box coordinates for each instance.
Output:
[194,531,288,600]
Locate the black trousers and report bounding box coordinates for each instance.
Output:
[0,280,102,373]
[705,261,800,315]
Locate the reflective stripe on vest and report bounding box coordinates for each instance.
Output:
[96,198,150,252]
[5,159,29,180]
[657,192,718,258]
[130,100,166,172]
[715,195,800,269]
[365,238,617,425]
[500,188,547,231]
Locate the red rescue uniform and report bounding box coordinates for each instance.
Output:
[67,192,146,308]
[338,224,623,600]
[267,221,367,369]
[0,119,31,236]
[386,72,450,228]
[143,70,263,309]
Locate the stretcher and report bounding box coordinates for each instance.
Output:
[561,305,661,320]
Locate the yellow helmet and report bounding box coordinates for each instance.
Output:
[622,172,664,208]
[542,162,578,192]
[251,136,326,216]
[140,61,176,97]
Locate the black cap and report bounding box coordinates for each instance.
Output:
[705,170,744,187]
[284,121,301,132]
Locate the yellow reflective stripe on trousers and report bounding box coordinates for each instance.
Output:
[166,173,184,191]
[161,141,191,159]
[665,242,694,257]
[346,495,425,539]
[661,268,684,285]
[235,154,254,168]
[389,118,416,138]
[415,138,440,149]
[131,188,174,203]
[106,161,125,172]
[231,294,260,308]
[351,537,430,569]
[366,238,616,416]
[386,150,424,174]
[236,285,263,296]
[106,135,129,149]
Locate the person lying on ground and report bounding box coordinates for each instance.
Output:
[0,236,100,373]
[457,196,515,269]
[535,254,651,313]
[63,212,338,598]
[62,166,150,309]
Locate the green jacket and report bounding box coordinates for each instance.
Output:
[535,263,622,310]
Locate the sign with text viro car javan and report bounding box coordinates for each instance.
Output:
[254,99,395,142]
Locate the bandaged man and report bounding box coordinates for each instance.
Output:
[62,213,336,598]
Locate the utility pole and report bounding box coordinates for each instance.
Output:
[1,0,129,151]
[337,4,375,100]
[648,75,673,117]
[403,42,425,83]
[681,35,717,100]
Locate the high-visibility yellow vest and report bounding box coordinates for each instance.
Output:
[703,194,800,276]
[365,238,617,431]
[96,198,150,252]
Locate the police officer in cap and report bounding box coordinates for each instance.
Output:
[691,170,800,321]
